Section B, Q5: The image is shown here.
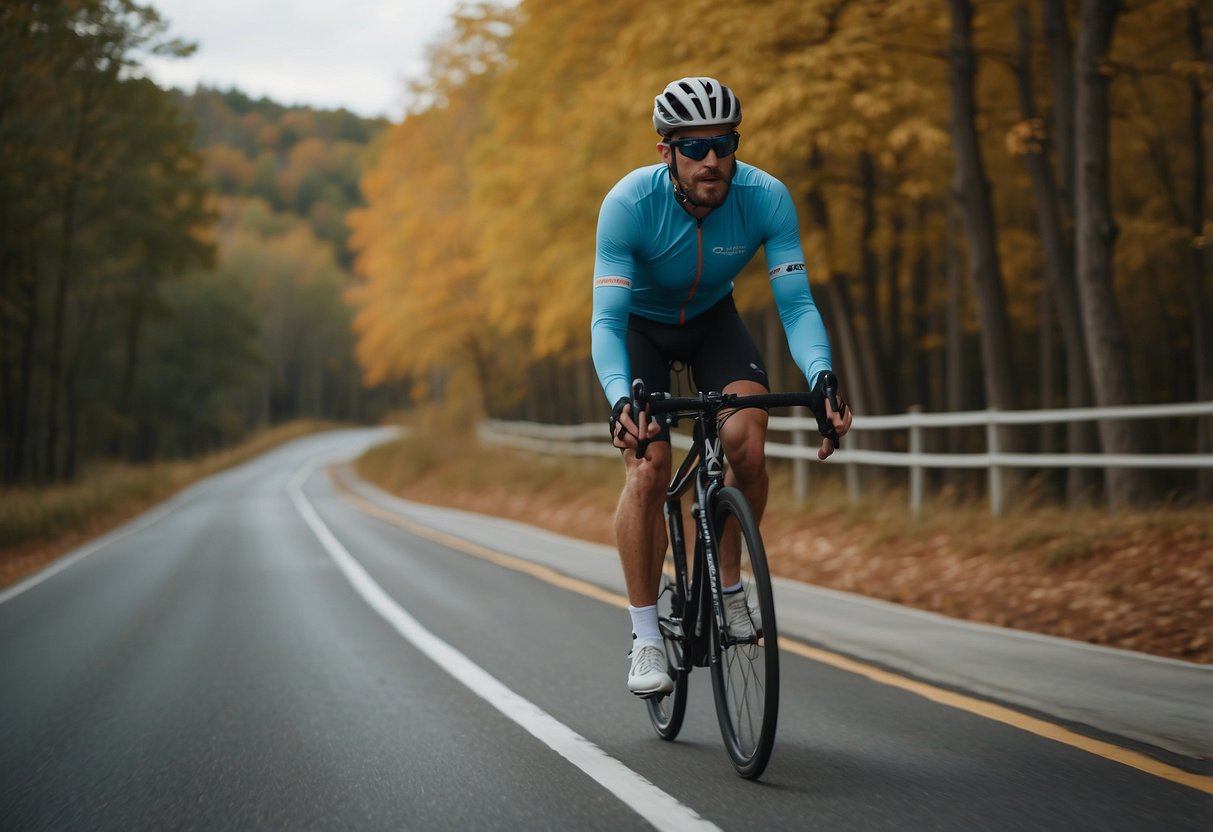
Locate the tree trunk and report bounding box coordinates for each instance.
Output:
[1042,0,1076,213]
[577,356,600,424]
[2,259,35,481]
[886,209,905,412]
[806,145,878,417]
[821,279,866,410]
[1014,3,1099,501]
[911,199,932,410]
[945,203,967,484]
[858,150,892,413]
[42,65,103,482]
[467,335,494,424]
[947,0,1022,430]
[1073,0,1153,507]
[763,306,785,393]
[1186,5,1212,499]
[1039,283,1057,438]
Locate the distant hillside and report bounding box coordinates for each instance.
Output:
[174,86,389,268]
[135,86,398,447]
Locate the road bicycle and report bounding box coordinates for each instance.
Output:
[630,376,841,780]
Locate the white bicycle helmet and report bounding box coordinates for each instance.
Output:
[653,77,742,136]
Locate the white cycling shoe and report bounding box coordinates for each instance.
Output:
[628,642,673,697]
[724,589,762,640]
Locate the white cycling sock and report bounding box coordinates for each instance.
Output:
[722,580,743,594]
[628,604,662,647]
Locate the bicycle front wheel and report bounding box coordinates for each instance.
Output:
[709,486,779,779]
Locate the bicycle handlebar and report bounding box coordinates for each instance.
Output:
[644,390,816,416]
[631,379,841,458]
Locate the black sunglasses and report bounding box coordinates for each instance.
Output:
[667,131,740,161]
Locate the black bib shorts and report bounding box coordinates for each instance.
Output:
[626,294,768,443]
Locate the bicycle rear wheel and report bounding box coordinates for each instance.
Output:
[709,486,779,779]
[646,514,689,740]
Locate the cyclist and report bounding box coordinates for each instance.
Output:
[590,77,852,696]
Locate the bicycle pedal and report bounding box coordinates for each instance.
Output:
[726,629,763,646]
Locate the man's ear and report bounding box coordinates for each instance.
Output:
[656,140,671,163]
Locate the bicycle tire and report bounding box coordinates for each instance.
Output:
[646,516,690,739]
[708,486,779,779]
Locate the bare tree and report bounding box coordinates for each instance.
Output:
[1185,5,1212,499]
[1015,2,1099,502]
[946,0,1022,426]
[1072,0,1153,506]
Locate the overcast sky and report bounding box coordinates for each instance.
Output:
[141,0,476,120]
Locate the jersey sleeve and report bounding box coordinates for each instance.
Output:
[761,180,833,389]
[590,192,639,405]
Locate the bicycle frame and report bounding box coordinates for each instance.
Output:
[644,384,820,778]
[661,397,734,670]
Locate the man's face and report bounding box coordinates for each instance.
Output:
[657,125,738,209]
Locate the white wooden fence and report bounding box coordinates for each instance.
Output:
[479,401,1213,516]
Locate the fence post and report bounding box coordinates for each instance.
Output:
[846,430,861,504]
[791,405,808,503]
[909,405,923,517]
[986,409,1003,517]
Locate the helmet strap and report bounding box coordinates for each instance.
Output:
[667,152,703,210]
[666,148,736,213]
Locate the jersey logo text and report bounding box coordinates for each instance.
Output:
[594,276,633,289]
[768,262,806,279]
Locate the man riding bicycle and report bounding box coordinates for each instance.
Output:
[590,76,852,696]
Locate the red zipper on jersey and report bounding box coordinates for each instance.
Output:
[680,219,703,325]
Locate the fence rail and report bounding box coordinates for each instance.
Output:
[480,400,1213,516]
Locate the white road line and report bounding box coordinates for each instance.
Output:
[287,462,721,832]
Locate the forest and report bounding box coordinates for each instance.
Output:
[1,0,1209,509]
[0,0,388,485]
[350,0,1210,506]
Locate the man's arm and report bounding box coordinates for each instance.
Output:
[590,192,640,405]
[762,179,832,388]
[591,278,633,405]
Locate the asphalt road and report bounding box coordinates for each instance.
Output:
[2,428,1210,830]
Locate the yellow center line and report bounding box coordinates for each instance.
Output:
[335,477,1213,796]
[777,640,1213,795]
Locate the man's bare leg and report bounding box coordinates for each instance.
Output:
[717,380,769,587]
[614,442,672,607]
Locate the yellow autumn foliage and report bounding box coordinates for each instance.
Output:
[347,0,1209,425]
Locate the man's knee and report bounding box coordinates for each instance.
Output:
[725,427,767,483]
[624,444,672,495]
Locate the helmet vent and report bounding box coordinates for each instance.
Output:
[652,76,742,135]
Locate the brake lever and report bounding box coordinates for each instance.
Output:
[823,373,842,451]
[631,378,650,461]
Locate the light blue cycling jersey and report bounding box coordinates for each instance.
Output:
[591,160,833,405]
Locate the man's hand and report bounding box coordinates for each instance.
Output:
[809,371,853,460]
[608,397,658,460]
[817,393,852,459]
